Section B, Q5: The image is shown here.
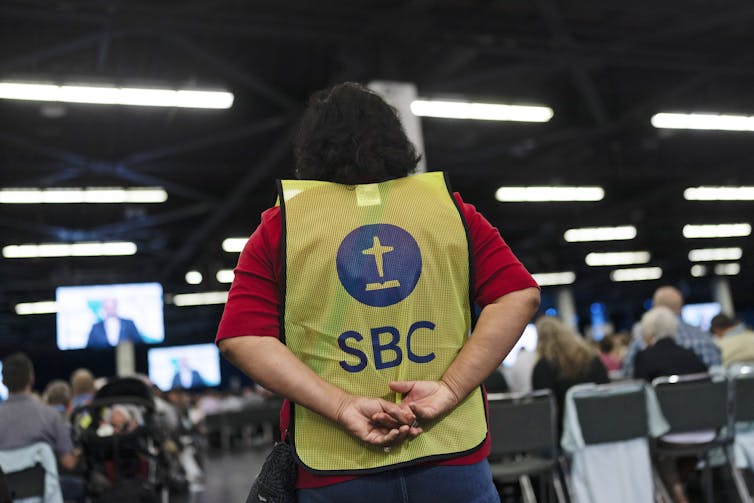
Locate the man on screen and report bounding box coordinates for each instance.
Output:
[170,358,206,389]
[86,298,143,348]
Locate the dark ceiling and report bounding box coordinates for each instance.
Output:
[2,0,754,343]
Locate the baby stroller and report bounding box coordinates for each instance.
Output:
[71,377,170,503]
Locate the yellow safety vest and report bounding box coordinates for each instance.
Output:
[279,171,487,474]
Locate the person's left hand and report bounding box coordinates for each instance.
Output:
[389,380,460,421]
[336,395,422,447]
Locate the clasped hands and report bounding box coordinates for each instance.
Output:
[335,380,460,448]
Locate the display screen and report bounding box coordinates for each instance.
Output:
[0,362,8,401]
[56,282,164,350]
[148,343,221,391]
[503,323,538,367]
[681,302,721,332]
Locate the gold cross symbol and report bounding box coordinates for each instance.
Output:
[362,236,394,278]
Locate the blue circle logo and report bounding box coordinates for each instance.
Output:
[336,224,422,307]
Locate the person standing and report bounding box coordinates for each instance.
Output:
[86,298,143,348]
[216,82,539,502]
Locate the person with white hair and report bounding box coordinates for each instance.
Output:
[622,286,721,377]
[633,306,707,382]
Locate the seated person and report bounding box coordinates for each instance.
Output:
[504,347,538,393]
[98,404,140,436]
[70,368,96,409]
[710,313,754,365]
[532,316,609,430]
[598,335,622,372]
[0,353,82,501]
[633,307,707,382]
[635,307,709,503]
[43,379,72,417]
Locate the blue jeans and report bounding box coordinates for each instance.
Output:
[297,459,500,503]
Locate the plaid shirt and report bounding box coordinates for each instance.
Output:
[621,319,721,378]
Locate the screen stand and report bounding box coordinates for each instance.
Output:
[116,341,135,376]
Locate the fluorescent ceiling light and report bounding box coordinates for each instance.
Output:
[585,251,651,266]
[496,186,604,202]
[682,223,751,239]
[185,271,203,285]
[564,225,636,242]
[690,265,707,277]
[2,241,137,258]
[216,269,235,284]
[714,263,740,276]
[610,267,663,282]
[410,99,553,122]
[684,186,754,201]
[0,82,233,109]
[222,238,247,253]
[651,112,754,131]
[688,247,742,262]
[173,291,228,307]
[531,271,576,286]
[14,301,57,315]
[0,187,167,204]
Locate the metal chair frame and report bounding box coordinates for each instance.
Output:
[487,389,568,503]
[652,372,752,503]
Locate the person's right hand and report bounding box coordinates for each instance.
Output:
[335,395,422,447]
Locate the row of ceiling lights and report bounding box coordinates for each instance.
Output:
[2,81,754,132]
[10,245,745,314]
[2,185,754,205]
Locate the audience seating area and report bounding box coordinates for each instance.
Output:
[487,367,754,503]
[203,399,282,451]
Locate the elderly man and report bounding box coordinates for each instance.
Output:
[622,286,721,377]
[633,306,708,382]
[710,313,754,365]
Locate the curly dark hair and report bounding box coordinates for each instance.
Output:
[294,82,421,184]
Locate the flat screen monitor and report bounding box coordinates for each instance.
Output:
[681,302,721,332]
[0,362,8,401]
[56,282,164,350]
[148,343,221,392]
[503,323,538,367]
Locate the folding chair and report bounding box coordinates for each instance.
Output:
[0,442,62,503]
[652,373,749,503]
[730,364,754,503]
[4,464,45,500]
[0,466,10,503]
[564,381,670,503]
[732,366,754,423]
[487,390,567,503]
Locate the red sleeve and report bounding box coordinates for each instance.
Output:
[215,193,538,344]
[454,192,539,306]
[215,206,283,343]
